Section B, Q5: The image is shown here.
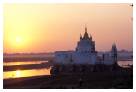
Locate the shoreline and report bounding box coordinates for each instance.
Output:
[3,62,52,71]
[3,69,133,89]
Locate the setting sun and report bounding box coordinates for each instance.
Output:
[4,4,132,53]
[3,3,133,89]
[15,36,22,43]
[10,35,27,47]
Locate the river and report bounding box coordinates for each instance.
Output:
[3,60,132,79]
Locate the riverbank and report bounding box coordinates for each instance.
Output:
[4,62,52,71]
[4,69,133,89]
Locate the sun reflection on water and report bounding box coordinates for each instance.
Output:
[15,70,21,78]
[4,68,51,79]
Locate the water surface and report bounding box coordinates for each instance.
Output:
[4,68,51,79]
[3,60,132,79]
[117,60,133,68]
[4,61,48,66]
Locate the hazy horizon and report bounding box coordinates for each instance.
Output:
[3,49,133,54]
[4,3,133,53]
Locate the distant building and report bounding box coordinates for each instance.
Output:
[51,26,118,74]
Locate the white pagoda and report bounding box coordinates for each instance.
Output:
[51,26,118,74]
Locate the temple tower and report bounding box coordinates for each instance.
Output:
[76,26,96,53]
[111,43,118,63]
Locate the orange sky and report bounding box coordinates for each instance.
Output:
[4,3,133,53]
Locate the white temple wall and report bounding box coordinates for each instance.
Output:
[72,52,97,65]
[54,51,73,64]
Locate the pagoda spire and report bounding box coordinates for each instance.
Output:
[89,34,92,40]
[112,43,117,52]
[85,25,87,32]
[83,26,89,39]
[80,33,82,40]
[111,43,118,63]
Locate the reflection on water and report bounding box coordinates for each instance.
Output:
[3,68,51,79]
[4,61,48,66]
[15,70,21,78]
[3,60,132,79]
[117,61,133,68]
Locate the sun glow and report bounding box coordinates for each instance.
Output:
[10,35,27,47]
[4,4,132,53]
[15,36,22,44]
[14,70,21,78]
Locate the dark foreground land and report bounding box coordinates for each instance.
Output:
[4,68,133,89]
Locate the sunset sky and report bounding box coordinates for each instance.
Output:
[4,3,133,53]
